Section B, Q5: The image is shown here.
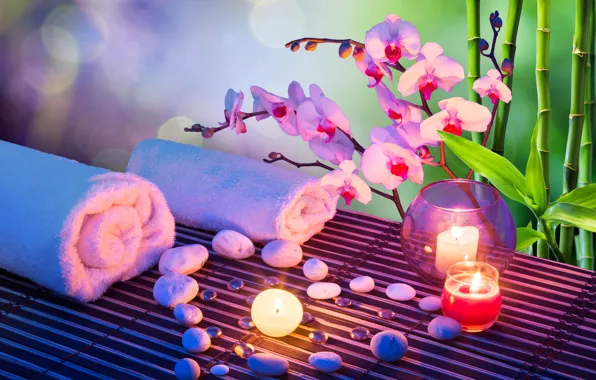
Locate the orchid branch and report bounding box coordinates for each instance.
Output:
[465,100,500,180]
[185,110,269,137]
[339,128,366,154]
[285,38,364,49]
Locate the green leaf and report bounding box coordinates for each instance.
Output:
[516,227,545,251]
[439,131,527,205]
[556,184,596,209]
[542,202,596,233]
[525,118,547,213]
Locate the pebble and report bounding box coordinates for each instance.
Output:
[309,351,342,373]
[307,282,341,300]
[212,230,255,259]
[385,283,416,301]
[261,240,303,268]
[370,330,408,362]
[173,304,203,326]
[159,245,209,275]
[210,364,229,376]
[303,258,328,281]
[419,296,442,312]
[174,358,201,380]
[247,353,289,376]
[428,316,462,341]
[182,328,211,353]
[153,274,199,308]
[350,276,375,293]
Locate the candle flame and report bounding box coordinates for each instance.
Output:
[451,226,463,239]
[470,271,482,293]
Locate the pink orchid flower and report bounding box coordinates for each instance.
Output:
[365,14,420,64]
[355,50,393,88]
[473,69,512,104]
[309,131,355,165]
[361,142,423,190]
[370,122,438,162]
[222,89,246,134]
[420,97,492,141]
[398,42,464,101]
[321,160,372,206]
[250,82,307,136]
[296,84,352,142]
[375,82,421,125]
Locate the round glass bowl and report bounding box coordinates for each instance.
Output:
[400,179,516,285]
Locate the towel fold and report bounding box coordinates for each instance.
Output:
[127,139,337,243]
[0,141,175,302]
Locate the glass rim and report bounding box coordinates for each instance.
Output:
[445,261,499,285]
[418,179,501,213]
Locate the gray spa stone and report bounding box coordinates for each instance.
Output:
[173,303,203,326]
[174,358,201,380]
[182,328,211,353]
[212,230,255,259]
[309,351,342,373]
[350,276,375,293]
[385,283,416,301]
[153,274,199,308]
[159,244,209,275]
[303,258,328,281]
[307,282,341,300]
[428,316,462,341]
[247,353,289,376]
[370,330,408,362]
[210,364,229,376]
[419,296,442,312]
[262,240,303,268]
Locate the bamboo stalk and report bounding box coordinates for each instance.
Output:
[560,0,592,263]
[466,0,484,182]
[577,0,594,270]
[536,0,551,259]
[491,0,523,156]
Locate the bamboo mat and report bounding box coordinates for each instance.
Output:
[0,209,595,379]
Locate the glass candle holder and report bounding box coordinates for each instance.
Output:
[441,261,501,332]
[401,179,516,285]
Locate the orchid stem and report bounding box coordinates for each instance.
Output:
[185,110,269,136]
[285,37,364,49]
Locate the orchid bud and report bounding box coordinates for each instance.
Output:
[478,39,489,51]
[268,152,281,159]
[501,58,514,73]
[352,46,365,62]
[305,41,317,51]
[416,145,432,161]
[202,128,215,139]
[493,16,503,28]
[290,42,300,52]
[338,42,352,59]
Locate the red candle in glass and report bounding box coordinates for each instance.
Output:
[441,261,501,332]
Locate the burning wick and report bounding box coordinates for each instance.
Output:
[469,271,482,294]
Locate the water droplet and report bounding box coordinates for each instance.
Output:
[205,326,222,338]
[350,326,371,341]
[233,342,255,358]
[308,330,328,343]
[301,312,314,324]
[335,297,352,307]
[264,276,281,287]
[238,316,255,330]
[246,294,256,305]
[199,289,217,302]
[228,278,245,291]
[378,309,395,320]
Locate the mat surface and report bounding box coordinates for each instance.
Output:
[1,209,595,379]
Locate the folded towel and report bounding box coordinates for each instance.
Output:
[127,139,337,243]
[0,141,175,302]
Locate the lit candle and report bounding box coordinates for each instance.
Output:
[251,289,303,337]
[441,261,501,332]
[435,226,479,274]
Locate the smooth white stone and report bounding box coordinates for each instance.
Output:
[174,358,201,380]
[212,230,255,259]
[350,276,375,293]
[153,274,199,308]
[261,240,303,268]
[173,304,203,326]
[210,364,229,376]
[159,245,209,275]
[309,351,342,373]
[307,282,341,300]
[370,330,408,362]
[419,296,442,312]
[428,316,462,341]
[303,258,328,281]
[182,328,211,353]
[385,283,416,301]
[247,353,289,376]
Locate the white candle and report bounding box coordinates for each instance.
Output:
[435,226,479,274]
[251,289,303,337]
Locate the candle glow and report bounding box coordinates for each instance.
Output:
[435,225,479,274]
[251,289,303,337]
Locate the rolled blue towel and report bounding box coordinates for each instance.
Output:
[0,141,175,302]
[127,139,338,243]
